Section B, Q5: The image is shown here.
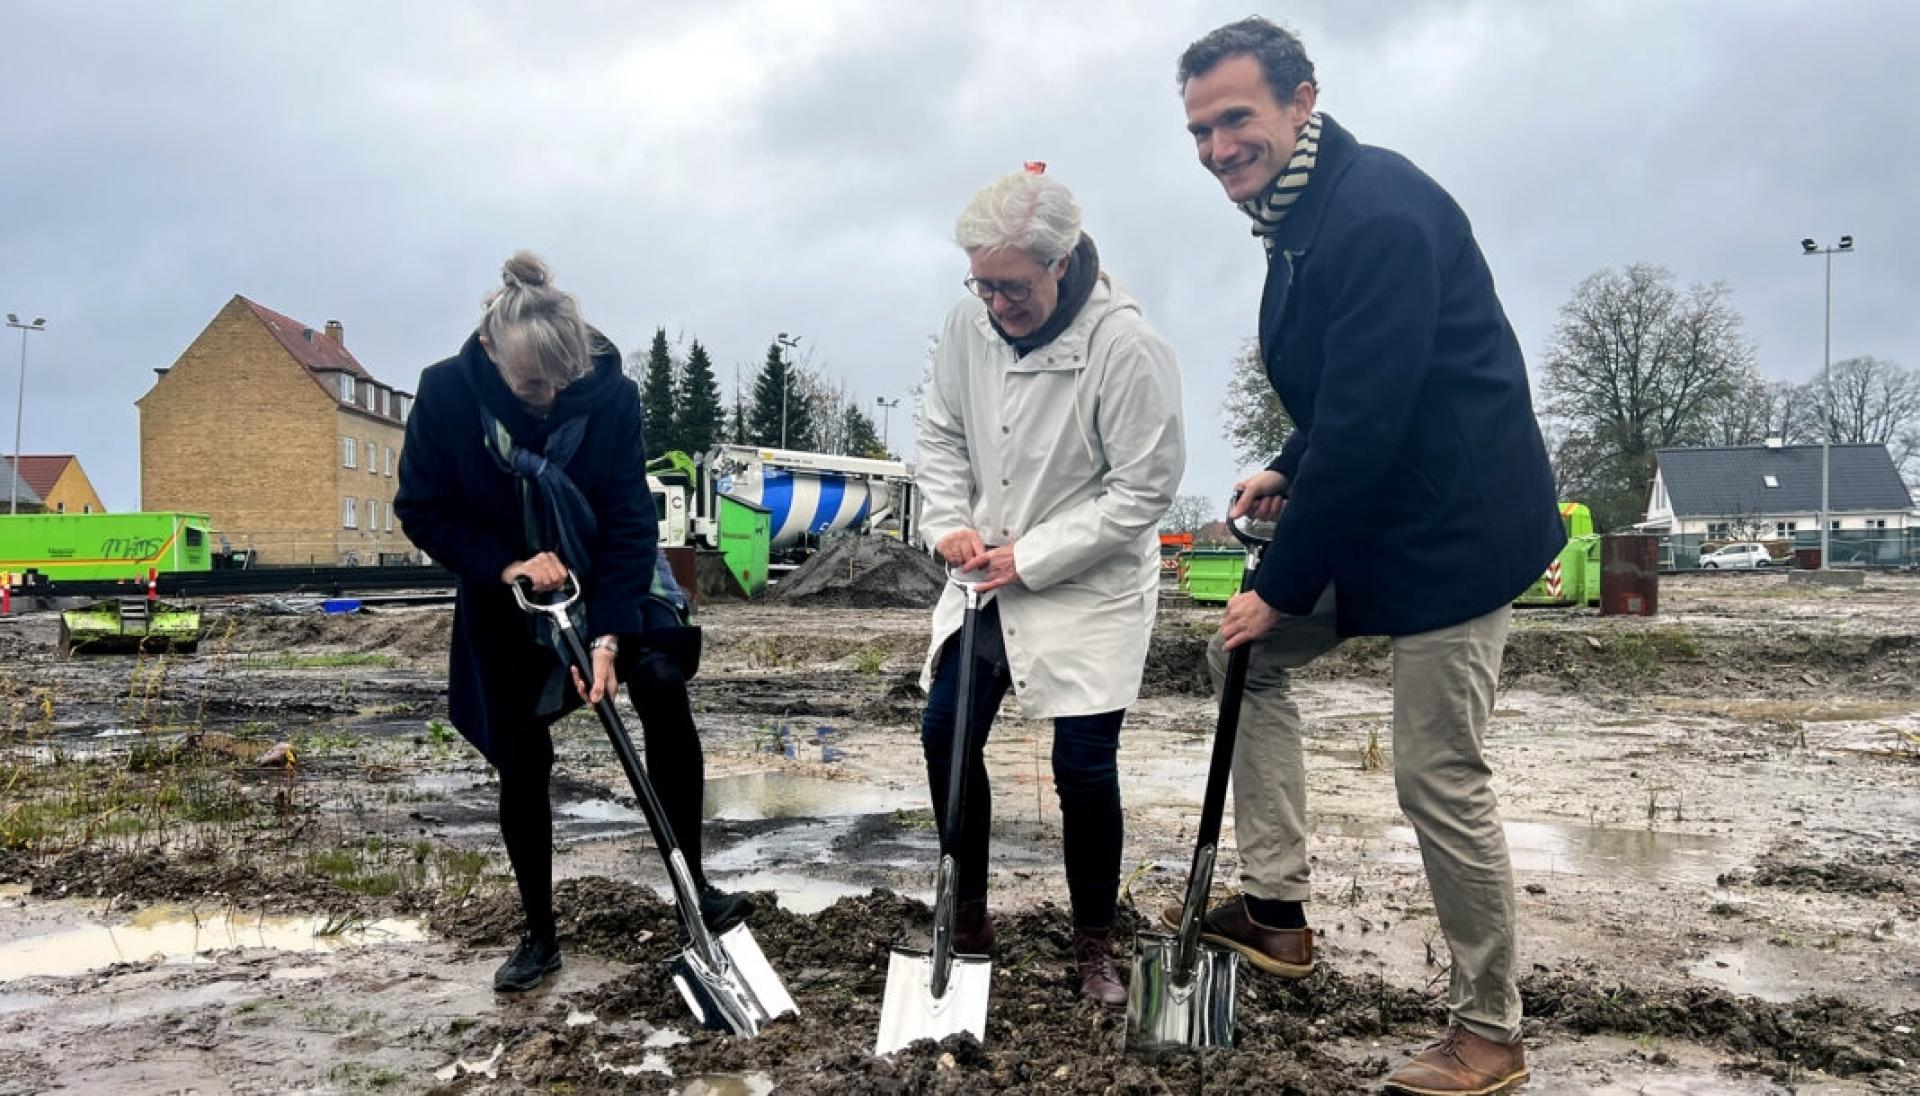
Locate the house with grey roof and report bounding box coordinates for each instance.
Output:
[1642,442,1917,566]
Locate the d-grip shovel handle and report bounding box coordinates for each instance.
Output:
[930,573,984,999]
[1171,495,1269,981]
[512,572,729,973]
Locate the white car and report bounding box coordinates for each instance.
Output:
[1701,542,1773,569]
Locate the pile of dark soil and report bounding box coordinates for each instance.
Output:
[21,845,383,911]
[775,537,947,609]
[427,881,1920,1094]
[219,606,451,660]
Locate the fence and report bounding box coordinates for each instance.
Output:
[1659,529,1920,570]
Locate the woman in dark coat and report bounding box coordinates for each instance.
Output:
[395,252,748,993]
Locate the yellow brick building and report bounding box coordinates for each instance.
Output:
[138,296,417,565]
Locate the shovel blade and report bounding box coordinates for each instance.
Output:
[1125,931,1239,1055]
[873,945,992,1056]
[669,923,797,1037]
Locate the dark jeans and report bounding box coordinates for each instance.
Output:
[920,601,1126,930]
[499,646,708,940]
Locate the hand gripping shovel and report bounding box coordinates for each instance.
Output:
[1126,509,1272,1055]
[513,573,796,1037]
[874,576,993,1055]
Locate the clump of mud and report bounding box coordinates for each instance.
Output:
[21,845,379,911]
[775,536,947,609]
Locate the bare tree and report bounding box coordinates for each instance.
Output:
[1542,264,1754,530]
[1221,338,1295,466]
[1809,355,1920,472]
[1700,370,1814,446]
[1160,493,1215,534]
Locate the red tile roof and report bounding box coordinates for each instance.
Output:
[1,454,73,498]
[241,297,375,381]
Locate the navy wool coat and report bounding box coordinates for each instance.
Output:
[394,332,658,767]
[1253,115,1565,637]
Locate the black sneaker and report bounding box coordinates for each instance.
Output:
[493,933,562,993]
[697,885,754,934]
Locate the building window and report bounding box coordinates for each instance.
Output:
[395,395,409,423]
[1871,518,1887,530]
[82,504,92,514]
[56,501,65,513]
[384,447,393,477]
[385,503,394,532]
[1831,520,1842,532]
[367,439,377,474]
[342,497,358,529]
[1775,521,1797,538]
[1762,474,1780,489]
[342,436,357,469]
[1706,522,1729,540]
[339,374,355,403]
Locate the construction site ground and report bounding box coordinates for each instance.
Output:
[0,572,1916,1094]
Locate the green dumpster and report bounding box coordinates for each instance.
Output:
[1181,549,1246,605]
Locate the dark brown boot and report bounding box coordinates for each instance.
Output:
[953,899,994,954]
[1072,929,1126,1008]
[1160,895,1314,978]
[1383,1026,1528,1095]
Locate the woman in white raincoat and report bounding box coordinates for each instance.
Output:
[915,166,1186,1006]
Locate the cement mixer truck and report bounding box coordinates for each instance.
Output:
[647,444,917,597]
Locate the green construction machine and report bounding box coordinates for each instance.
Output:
[58,597,203,656]
[1515,502,1602,607]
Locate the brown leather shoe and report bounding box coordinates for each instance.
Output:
[1072,930,1127,1008]
[1159,895,1313,978]
[952,899,994,954]
[1383,1026,1528,1095]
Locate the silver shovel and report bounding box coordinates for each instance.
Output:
[1126,509,1271,1055]
[875,577,993,1056]
[513,573,796,1037]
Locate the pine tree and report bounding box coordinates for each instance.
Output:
[844,404,886,458]
[639,328,679,460]
[675,340,724,456]
[748,340,814,449]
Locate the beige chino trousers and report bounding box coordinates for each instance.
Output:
[1206,590,1520,1043]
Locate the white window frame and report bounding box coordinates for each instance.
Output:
[367,439,377,474]
[339,374,354,402]
[1762,474,1780,488]
[342,497,358,529]
[1775,521,1797,538]
[384,447,393,477]
[342,436,357,469]
[377,388,389,416]
[1706,522,1729,540]
[385,500,394,532]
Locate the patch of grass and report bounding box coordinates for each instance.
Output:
[851,647,888,675]
[246,652,401,670]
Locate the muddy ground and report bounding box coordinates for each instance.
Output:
[1,572,1917,1093]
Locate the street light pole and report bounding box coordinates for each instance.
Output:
[875,396,900,455]
[775,332,802,449]
[4,314,48,516]
[1799,236,1854,570]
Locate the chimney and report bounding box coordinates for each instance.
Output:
[324,320,344,347]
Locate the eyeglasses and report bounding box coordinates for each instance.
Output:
[963,276,1034,304]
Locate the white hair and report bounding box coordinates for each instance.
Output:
[954,171,1083,265]
[479,250,592,385]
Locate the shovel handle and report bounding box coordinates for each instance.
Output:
[512,570,729,974]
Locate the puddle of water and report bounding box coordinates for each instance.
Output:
[702,772,919,821]
[1688,946,1805,1003]
[0,990,53,1016]
[559,798,649,825]
[712,872,871,915]
[678,1074,775,1096]
[1319,818,1734,884]
[0,908,426,981]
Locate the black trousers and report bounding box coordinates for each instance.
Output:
[498,647,707,939]
[919,601,1127,930]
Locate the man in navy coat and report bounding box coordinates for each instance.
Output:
[1166,18,1564,1095]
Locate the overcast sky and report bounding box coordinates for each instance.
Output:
[3,0,1915,513]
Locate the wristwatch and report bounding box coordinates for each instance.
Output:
[590,636,620,655]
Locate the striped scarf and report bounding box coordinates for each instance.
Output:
[1238,111,1323,252]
